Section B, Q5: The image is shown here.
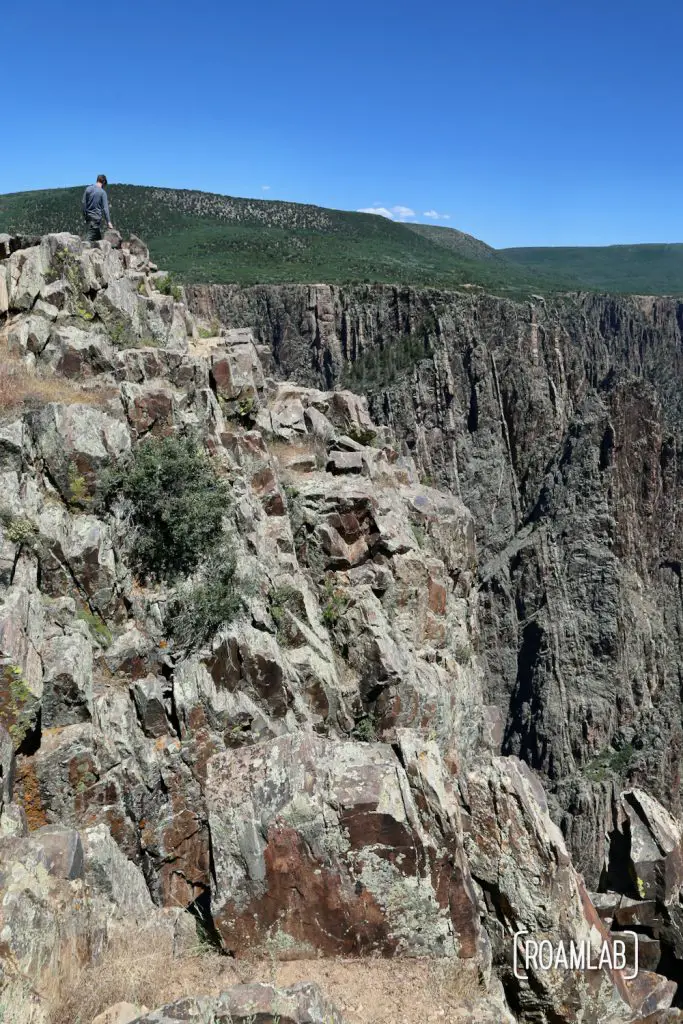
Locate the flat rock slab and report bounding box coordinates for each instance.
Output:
[206,733,482,960]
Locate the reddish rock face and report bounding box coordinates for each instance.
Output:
[206,733,484,961]
[123,385,175,438]
[14,723,211,909]
[465,756,676,1023]
[250,466,286,515]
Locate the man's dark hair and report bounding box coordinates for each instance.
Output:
[97,174,108,187]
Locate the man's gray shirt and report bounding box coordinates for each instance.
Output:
[82,184,111,224]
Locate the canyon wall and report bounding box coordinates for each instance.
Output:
[188,282,683,886]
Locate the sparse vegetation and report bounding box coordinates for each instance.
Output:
[0,339,113,415]
[345,424,377,446]
[154,274,182,302]
[46,247,82,293]
[66,462,89,507]
[44,928,230,1024]
[76,606,112,647]
[0,663,34,745]
[198,320,220,338]
[582,742,636,782]
[270,584,307,645]
[321,578,349,628]
[236,395,256,421]
[342,335,433,391]
[99,433,230,582]
[106,316,138,349]
[166,546,242,652]
[352,712,378,742]
[42,928,487,1024]
[0,509,39,551]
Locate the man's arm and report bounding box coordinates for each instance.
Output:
[102,190,113,229]
[82,188,88,219]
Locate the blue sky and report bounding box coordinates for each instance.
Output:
[4,0,682,247]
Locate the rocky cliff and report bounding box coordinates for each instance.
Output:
[188,283,683,886]
[1,237,683,1023]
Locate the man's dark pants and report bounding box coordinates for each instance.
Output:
[84,217,103,242]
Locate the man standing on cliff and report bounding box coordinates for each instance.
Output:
[82,175,114,242]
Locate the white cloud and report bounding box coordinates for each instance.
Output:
[261,185,271,191]
[423,209,450,220]
[392,205,415,219]
[357,204,416,221]
[358,206,394,218]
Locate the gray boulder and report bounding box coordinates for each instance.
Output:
[206,732,484,960]
[41,631,93,726]
[31,824,84,879]
[131,983,345,1024]
[81,823,153,916]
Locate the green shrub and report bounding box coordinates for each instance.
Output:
[345,424,377,447]
[270,584,307,645]
[166,547,241,652]
[67,462,90,507]
[236,395,256,421]
[154,275,182,302]
[352,712,377,742]
[198,321,220,339]
[99,434,230,582]
[0,510,39,551]
[0,664,34,746]
[582,742,636,782]
[321,578,349,627]
[107,316,137,349]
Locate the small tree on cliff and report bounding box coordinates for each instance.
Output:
[100,433,230,582]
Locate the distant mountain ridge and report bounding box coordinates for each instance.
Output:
[501,242,683,295]
[1,183,682,296]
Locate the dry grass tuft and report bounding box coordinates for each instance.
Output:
[268,956,489,1024]
[43,925,496,1024]
[44,930,235,1024]
[0,336,114,416]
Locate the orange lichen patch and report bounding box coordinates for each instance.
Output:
[42,726,67,739]
[0,337,115,415]
[14,757,49,831]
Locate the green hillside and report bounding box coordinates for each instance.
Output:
[501,243,683,295]
[405,222,498,261]
[0,185,556,297]
[3,184,682,296]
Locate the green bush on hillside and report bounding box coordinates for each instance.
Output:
[154,274,182,301]
[165,545,241,652]
[100,434,230,582]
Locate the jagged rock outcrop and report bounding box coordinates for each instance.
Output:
[0,820,195,1024]
[1,236,681,1022]
[188,282,683,892]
